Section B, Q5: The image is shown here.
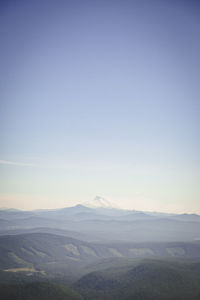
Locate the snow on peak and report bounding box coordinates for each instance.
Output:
[84,196,119,209]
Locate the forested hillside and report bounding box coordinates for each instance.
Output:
[0,282,83,300]
[74,259,200,300]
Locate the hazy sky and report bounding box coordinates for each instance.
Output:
[0,0,199,213]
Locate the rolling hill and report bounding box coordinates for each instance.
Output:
[0,232,200,284]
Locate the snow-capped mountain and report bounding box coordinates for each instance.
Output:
[83,196,119,209]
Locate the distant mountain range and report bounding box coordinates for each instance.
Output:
[0,197,200,243]
[0,197,200,299]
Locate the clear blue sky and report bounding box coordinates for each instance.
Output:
[0,0,199,212]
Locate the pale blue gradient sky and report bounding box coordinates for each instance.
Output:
[0,0,199,212]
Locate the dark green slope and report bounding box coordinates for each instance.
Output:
[74,259,200,300]
[0,282,83,300]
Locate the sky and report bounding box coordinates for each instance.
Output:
[0,0,199,213]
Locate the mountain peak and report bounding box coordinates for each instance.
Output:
[83,196,119,209]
